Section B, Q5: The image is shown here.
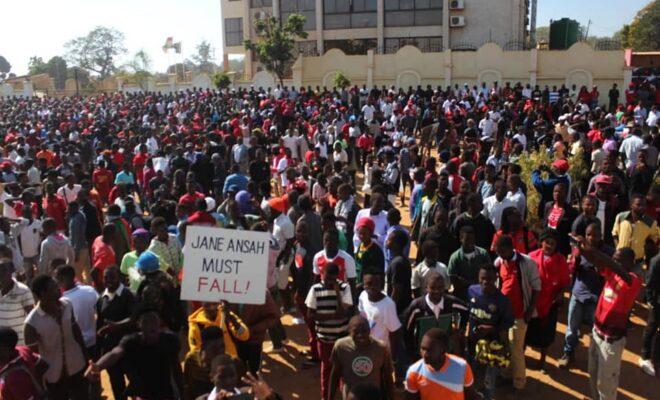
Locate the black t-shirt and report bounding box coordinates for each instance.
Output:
[387,255,412,314]
[119,332,180,398]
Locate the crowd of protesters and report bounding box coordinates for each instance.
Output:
[0,77,657,400]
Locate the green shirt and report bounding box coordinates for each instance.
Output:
[120,251,143,293]
[447,246,491,301]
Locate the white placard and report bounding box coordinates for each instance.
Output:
[181,225,269,304]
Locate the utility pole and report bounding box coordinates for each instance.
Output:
[74,67,79,96]
[584,19,592,40]
[530,0,538,46]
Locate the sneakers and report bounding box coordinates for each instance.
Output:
[639,358,656,376]
[557,353,573,369]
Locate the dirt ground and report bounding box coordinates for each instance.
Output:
[100,181,659,400]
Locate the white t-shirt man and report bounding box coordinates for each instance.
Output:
[313,249,357,281]
[272,213,294,251]
[16,218,42,258]
[358,291,402,346]
[362,104,376,122]
[57,184,82,204]
[62,283,99,347]
[411,260,450,294]
[619,134,644,169]
[482,195,515,230]
[282,134,300,160]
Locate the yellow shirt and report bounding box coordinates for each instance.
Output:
[612,212,659,260]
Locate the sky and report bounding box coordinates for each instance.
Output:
[0,0,648,76]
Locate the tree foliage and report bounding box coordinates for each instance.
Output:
[333,71,351,89]
[244,14,308,86]
[65,26,127,78]
[213,71,232,90]
[618,0,660,50]
[0,56,11,80]
[120,50,152,91]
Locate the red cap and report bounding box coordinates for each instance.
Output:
[268,195,289,213]
[551,159,569,173]
[356,217,375,232]
[595,175,613,185]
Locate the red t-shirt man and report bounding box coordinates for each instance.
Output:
[594,268,642,338]
[42,195,67,231]
[497,255,525,319]
[92,167,114,203]
[312,249,357,282]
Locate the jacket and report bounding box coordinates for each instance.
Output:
[187,306,249,357]
[235,291,280,345]
[38,234,74,274]
[494,252,542,317]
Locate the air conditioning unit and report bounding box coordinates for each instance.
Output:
[450,0,465,10]
[450,16,465,27]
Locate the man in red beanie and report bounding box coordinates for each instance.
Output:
[531,159,571,218]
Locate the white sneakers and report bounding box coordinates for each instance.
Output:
[639,358,656,376]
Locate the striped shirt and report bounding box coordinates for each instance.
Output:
[0,280,35,345]
[305,281,353,342]
[405,354,474,400]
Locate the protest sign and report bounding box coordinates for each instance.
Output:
[181,225,269,304]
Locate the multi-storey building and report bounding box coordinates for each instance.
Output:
[221,0,529,80]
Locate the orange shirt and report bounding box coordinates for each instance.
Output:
[405,354,474,400]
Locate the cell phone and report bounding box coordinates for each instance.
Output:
[569,235,579,246]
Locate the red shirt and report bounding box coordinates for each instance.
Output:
[12,202,39,221]
[133,152,149,184]
[491,229,538,254]
[187,211,216,226]
[92,168,114,200]
[42,195,67,231]
[178,192,205,208]
[498,257,525,318]
[91,236,116,272]
[595,268,642,337]
[529,249,570,318]
[0,346,42,400]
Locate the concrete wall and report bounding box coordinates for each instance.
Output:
[280,42,625,104]
[450,0,527,48]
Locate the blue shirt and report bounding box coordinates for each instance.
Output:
[571,244,613,303]
[114,171,135,185]
[385,225,410,268]
[467,284,514,340]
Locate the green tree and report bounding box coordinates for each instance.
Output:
[28,56,48,75]
[213,71,231,90]
[121,50,152,91]
[0,56,12,80]
[65,26,127,78]
[332,71,351,89]
[244,14,308,87]
[618,1,660,50]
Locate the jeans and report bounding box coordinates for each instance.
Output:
[237,342,263,375]
[468,345,499,400]
[589,328,625,400]
[45,370,88,400]
[107,364,127,400]
[564,296,597,355]
[641,304,660,360]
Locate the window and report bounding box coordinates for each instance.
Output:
[384,36,442,53]
[297,40,319,56]
[385,0,442,27]
[250,0,272,7]
[324,0,377,29]
[225,18,243,46]
[324,39,377,55]
[281,0,316,30]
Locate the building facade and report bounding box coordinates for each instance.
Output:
[221,0,529,80]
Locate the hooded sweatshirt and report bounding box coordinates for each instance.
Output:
[38,233,75,274]
[187,306,249,358]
